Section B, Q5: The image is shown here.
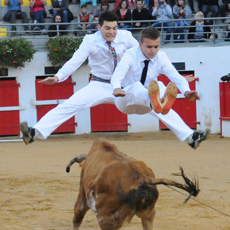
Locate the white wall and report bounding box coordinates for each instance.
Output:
[3,44,230,136]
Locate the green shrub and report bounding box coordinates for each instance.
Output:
[46,36,83,66]
[0,37,36,68]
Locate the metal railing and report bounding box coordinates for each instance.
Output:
[1,16,230,48]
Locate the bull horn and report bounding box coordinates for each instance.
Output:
[144,167,200,203]
[66,153,87,173]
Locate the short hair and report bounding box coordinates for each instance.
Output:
[195,11,204,19]
[99,11,119,26]
[120,0,128,9]
[140,27,160,42]
[81,4,87,8]
[101,1,109,9]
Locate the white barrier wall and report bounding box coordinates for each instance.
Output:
[3,45,230,137]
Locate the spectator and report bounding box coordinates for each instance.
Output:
[50,0,74,28]
[200,0,219,23]
[220,0,230,22]
[88,16,99,33]
[224,22,230,41]
[3,0,29,34]
[80,0,97,13]
[48,14,67,37]
[115,0,132,29]
[127,0,136,10]
[93,1,110,17]
[29,0,47,33]
[188,11,211,42]
[152,0,173,42]
[132,0,151,30]
[76,4,94,36]
[113,0,122,12]
[173,0,192,42]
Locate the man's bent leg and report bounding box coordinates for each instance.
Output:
[115,82,152,114]
[24,82,114,141]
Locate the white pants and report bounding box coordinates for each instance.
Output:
[114,81,193,142]
[34,81,193,142]
[34,81,114,139]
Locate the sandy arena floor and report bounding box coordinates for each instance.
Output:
[0,132,230,230]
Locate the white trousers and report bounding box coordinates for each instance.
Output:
[114,81,193,142]
[34,81,193,142]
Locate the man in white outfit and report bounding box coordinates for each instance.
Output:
[111,26,210,149]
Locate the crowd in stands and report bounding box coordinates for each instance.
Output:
[2,0,230,42]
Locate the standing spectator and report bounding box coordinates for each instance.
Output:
[132,0,151,30]
[127,0,136,10]
[220,0,230,22]
[115,0,132,29]
[50,0,74,28]
[152,0,173,42]
[173,0,192,42]
[188,11,211,42]
[76,4,94,35]
[3,0,29,33]
[29,0,47,33]
[93,1,110,17]
[200,0,219,23]
[48,14,67,37]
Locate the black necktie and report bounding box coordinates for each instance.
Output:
[140,60,150,85]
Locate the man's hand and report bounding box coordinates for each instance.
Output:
[38,76,59,85]
[113,88,126,97]
[184,91,200,101]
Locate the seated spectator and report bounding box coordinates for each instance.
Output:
[220,0,230,23]
[132,0,151,30]
[29,0,47,33]
[50,0,74,29]
[200,0,219,24]
[152,0,173,42]
[80,0,97,13]
[88,16,99,33]
[115,0,132,29]
[224,22,230,41]
[173,0,192,42]
[48,14,67,37]
[114,0,136,11]
[76,4,94,36]
[3,0,29,34]
[188,11,211,42]
[93,1,110,17]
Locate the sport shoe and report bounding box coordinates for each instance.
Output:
[161,82,178,115]
[188,128,211,149]
[20,122,35,145]
[148,80,162,114]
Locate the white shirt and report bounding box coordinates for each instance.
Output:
[55,30,139,82]
[111,46,190,95]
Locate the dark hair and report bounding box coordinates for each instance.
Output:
[99,11,119,26]
[101,1,109,9]
[140,27,160,42]
[120,0,128,9]
[81,3,87,8]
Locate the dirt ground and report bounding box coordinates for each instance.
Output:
[1,132,230,230]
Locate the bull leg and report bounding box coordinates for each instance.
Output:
[73,198,89,230]
[141,209,155,230]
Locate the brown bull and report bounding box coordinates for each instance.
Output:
[66,138,199,230]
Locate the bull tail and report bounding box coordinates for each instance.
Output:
[66,153,87,173]
[144,167,200,203]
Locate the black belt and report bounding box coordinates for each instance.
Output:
[90,75,110,83]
